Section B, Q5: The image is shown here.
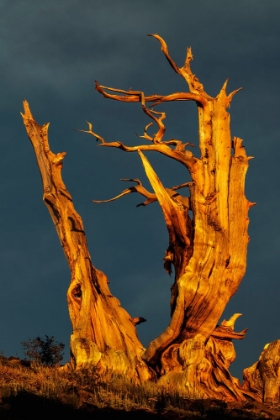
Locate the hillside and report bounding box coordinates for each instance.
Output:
[0,356,279,419]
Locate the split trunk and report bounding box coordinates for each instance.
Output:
[22,35,278,403]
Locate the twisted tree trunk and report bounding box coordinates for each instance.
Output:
[22,35,278,403]
[21,102,151,381]
[82,35,255,399]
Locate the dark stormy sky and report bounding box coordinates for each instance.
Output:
[1,1,280,379]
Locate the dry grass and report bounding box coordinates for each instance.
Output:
[0,357,274,419]
[0,357,191,415]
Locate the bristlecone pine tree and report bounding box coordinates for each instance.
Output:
[22,35,280,404]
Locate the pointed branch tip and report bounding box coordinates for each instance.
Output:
[74,121,105,144]
[147,34,181,76]
[21,100,33,119]
[228,87,243,102]
[221,78,229,91]
[248,201,257,208]
[185,47,193,66]
[221,313,242,329]
[120,178,141,185]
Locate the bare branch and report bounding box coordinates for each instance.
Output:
[74,121,106,143]
[227,87,243,107]
[147,34,181,75]
[171,182,192,191]
[100,141,196,169]
[148,34,211,99]
[93,178,158,207]
[136,122,153,142]
[77,121,197,171]
[121,178,141,184]
[95,83,204,148]
[138,92,166,143]
[95,81,207,107]
[93,178,191,210]
[136,94,195,147]
[163,139,196,150]
[93,190,132,204]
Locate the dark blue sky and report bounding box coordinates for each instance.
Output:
[1,1,280,379]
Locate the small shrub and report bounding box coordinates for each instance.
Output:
[21,335,65,366]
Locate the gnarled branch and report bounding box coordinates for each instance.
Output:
[93,178,157,207]
[95,81,207,107]
[136,92,166,143]
[148,35,242,110]
[76,121,197,171]
[148,34,211,98]
[93,178,191,209]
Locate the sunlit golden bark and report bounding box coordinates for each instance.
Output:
[22,34,279,403]
[21,102,151,381]
[82,35,255,400]
[243,340,280,403]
